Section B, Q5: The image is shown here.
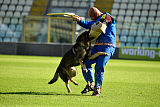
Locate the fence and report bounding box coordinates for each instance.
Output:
[23,15,76,44]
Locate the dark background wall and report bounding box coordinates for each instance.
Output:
[0,42,119,59]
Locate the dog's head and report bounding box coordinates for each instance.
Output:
[76,31,94,43]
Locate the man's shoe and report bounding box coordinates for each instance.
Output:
[81,85,94,94]
[92,87,101,96]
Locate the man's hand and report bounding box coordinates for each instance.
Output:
[72,15,81,22]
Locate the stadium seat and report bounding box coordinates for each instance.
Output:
[132,17,139,23]
[6,31,13,37]
[18,18,23,24]
[151,37,158,43]
[127,3,134,9]
[144,0,152,3]
[1,5,8,11]
[8,5,16,11]
[133,10,141,16]
[66,1,72,7]
[135,4,142,10]
[112,3,120,9]
[138,23,145,29]
[26,0,33,6]
[153,30,159,37]
[11,38,18,42]
[3,37,11,42]
[80,2,87,7]
[120,3,127,9]
[126,43,133,47]
[142,4,150,10]
[3,0,10,4]
[18,0,25,5]
[126,10,133,16]
[139,17,147,23]
[21,12,29,16]
[130,23,138,29]
[16,25,22,32]
[0,11,6,17]
[23,6,31,12]
[154,24,160,30]
[116,22,123,29]
[147,17,155,23]
[111,9,118,16]
[120,36,127,43]
[150,4,158,10]
[0,31,5,37]
[3,18,10,24]
[118,10,125,16]
[120,42,126,47]
[129,29,137,36]
[73,1,80,7]
[144,29,152,37]
[124,16,131,22]
[127,36,134,43]
[121,29,129,36]
[11,18,18,24]
[141,10,148,16]
[143,37,150,43]
[157,11,160,17]
[121,0,128,3]
[137,0,144,3]
[155,17,160,23]
[149,10,156,17]
[11,0,18,5]
[13,12,21,18]
[134,43,141,47]
[150,43,157,48]
[123,23,130,29]
[6,11,13,17]
[142,43,149,48]
[9,24,16,31]
[146,23,154,29]
[117,16,124,22]
[16,5,23,12]
[13,32,21,38]
[153,0,159,3]
[135,36,143,43]
[58,1,65,6]
[0,24,8,31]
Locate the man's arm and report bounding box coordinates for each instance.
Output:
[72,15,94,29]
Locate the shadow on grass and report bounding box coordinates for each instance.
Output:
[0,92,91,96]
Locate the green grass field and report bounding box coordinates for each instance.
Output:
[0,55,160,107]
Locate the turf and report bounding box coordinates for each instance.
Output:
[0,55,160,107]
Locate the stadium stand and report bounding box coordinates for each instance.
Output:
[0,0,33,42]
[0,0,159,48]
[112,0,160,48]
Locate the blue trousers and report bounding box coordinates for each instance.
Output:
[82,45,115,88]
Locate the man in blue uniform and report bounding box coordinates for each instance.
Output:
[72,7,116,96]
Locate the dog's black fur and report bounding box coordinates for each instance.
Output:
[48,31,92,93]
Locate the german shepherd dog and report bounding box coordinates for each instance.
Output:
[48,31,108,93]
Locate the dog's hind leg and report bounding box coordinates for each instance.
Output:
[89,52,109,60]
[70,78,78,85]
[65,82,72,93]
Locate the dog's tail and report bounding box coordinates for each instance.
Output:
[48,71,59,84]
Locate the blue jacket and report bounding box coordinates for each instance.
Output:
[78,12,116,45]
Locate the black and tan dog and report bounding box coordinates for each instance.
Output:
[48,31,108,93]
